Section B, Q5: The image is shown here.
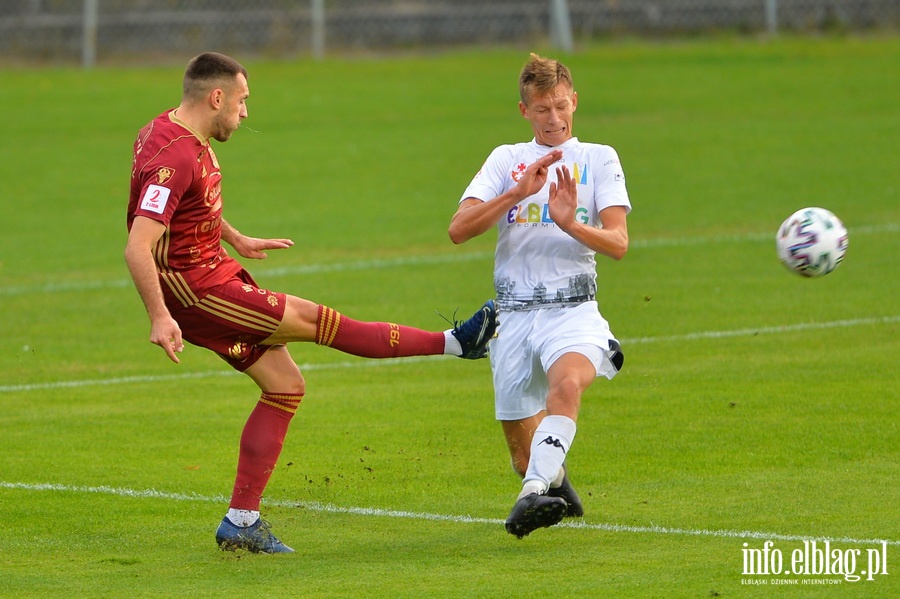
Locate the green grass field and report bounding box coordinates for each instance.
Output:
[1,35,898,598]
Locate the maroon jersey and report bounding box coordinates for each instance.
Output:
[128,110,243,308]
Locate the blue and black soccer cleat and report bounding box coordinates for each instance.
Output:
[215,517,294,554]
[451,300,498,359]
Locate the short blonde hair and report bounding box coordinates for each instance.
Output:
[518,52,574,104]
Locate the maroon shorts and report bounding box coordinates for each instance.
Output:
[168,269,288,372]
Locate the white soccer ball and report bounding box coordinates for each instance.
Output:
[776,207,848,277]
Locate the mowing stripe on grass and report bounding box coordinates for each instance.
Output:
[1,480,895,547]
[2,315,897,393]
[1,223,896,297]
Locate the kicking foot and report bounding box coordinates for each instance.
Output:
[451,300,498,359]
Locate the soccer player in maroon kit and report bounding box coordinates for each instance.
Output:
[125,52,497,553]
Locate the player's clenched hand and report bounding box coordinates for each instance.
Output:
[515,149,563,200]
[150,316,184,364]
[233,236,295,260]
[548,165,578,230]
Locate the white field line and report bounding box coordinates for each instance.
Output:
[1,223,896,297]
[2,315,897,394]
[0,481,895,547]
[625,315,900,345]
[0,252,492,297]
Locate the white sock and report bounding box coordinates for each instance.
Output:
[226,508,259,527]
[518,480,546,500]
[549,464,566,489]
[521,415,576,496]
[443,330,462,356]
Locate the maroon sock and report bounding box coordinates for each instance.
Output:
[229,393,303,511]
[315,305,444,357]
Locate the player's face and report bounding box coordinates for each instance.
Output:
[519,83,577,147]
[211,73,249,142]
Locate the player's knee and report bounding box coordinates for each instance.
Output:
[281,378,306,396]
[258,376,305,397]
[275,365,306,395]
[551,376,585,403]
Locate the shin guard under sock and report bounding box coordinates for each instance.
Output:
[522,415,577,496]
[316,305,444,358]
[229,392,303,511]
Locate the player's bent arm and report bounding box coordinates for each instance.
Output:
[221,218,294,260]
[548,165,628,260]
[124,216,184,363]
[220,218,242,246]
[449,197,501,244]
[450,149,563,244]
[220,219,253,256]
[564,206,629,261]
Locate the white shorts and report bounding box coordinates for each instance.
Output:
[489,301,621,421]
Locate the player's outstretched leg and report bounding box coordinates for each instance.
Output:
[315,300,497,359]
[216,517,294,554]
[451,299,498,359]
[504,493,567,539]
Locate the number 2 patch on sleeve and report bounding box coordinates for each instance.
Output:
[140,184,172,214]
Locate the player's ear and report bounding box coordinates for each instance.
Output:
[209,87,223,110]
[571,90,578,111]
[518,101,528,118]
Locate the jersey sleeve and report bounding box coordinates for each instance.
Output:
[133,142,195,227]
[459,145,515,204]
[592,146,632,214]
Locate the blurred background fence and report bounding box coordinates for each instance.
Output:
[1,0,898,66]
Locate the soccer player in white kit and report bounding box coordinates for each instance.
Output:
[449,53,631,538]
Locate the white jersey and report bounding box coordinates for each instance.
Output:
[460,137,631,311]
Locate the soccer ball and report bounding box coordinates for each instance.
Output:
[776,207,848,277]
